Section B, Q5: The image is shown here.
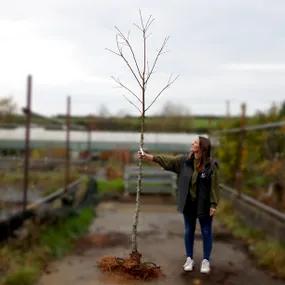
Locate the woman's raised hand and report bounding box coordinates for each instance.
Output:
[137,148,153,161]
[137,150,145,160]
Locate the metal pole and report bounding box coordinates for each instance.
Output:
[23,75,32,212]
[64,96,71,193]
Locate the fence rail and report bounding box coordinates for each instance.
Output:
[214,120,285,134]
[26,178,81,211]
[220,183,285,243]
[0,176,95,242]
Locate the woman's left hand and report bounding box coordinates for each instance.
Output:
[210,207,216,216]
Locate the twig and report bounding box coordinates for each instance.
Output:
[111,76,142,103]
[115,26,142,80]
[145,36,169,85]
[145,74,179,112]
[105,48,120,56]
[133,23,143,32]
[145,16,155,31]
[106,34,143,88]
[122,94,142,113]
[139,9,144,30]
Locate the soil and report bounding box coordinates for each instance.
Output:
[38,197,285,285]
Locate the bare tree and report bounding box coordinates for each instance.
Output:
[0,96,17,123]
[98,104,111,117]
[107,11,178,257]
[160,101,190,117]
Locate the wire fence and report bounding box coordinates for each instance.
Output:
[212,119,285,213]
[0,76,97,238]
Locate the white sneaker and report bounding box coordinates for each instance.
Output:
[200,259,210,274]
[183,257,194,271]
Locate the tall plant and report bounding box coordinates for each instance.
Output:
[107,11,178,255]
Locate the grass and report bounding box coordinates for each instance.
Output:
[0,207,95,285]
[217,200,285,279]
[253,241,285,272]
[97,178,124,194]
[40,207,94,257]
[4,267,39,285]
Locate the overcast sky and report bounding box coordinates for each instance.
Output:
[1,0,285,116]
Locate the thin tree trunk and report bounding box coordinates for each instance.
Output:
[131,25,147,254]
[131,112,144,253]
[108,13,177,255]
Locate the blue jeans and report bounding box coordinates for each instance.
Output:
[183,211,213,260]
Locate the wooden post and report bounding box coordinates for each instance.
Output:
[208,117,212,129]
[87,123,92,158]
[235,103,246,196]
[64,96,71,193]
[23,75,32,212]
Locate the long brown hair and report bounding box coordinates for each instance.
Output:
[196,136,211,171]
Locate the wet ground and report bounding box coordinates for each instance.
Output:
[38,197,285,285]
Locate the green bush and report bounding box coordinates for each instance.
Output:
[97,179,124,193]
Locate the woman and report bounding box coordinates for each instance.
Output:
[138,136,219,274]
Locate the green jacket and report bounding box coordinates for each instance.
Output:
[153,154,220,209]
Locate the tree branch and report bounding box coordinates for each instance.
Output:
[145,36,169,85]
[138,10,154,32]
[139,9,144,30]
[122,94,142,114]
[111,76,142,103]
[145,74,179,112]
[116,34,122,53]
[105,48,121,56]
[115,26,142,80]
[133,23,143,32]
[145,16,155,31]
[106,33,143,88]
